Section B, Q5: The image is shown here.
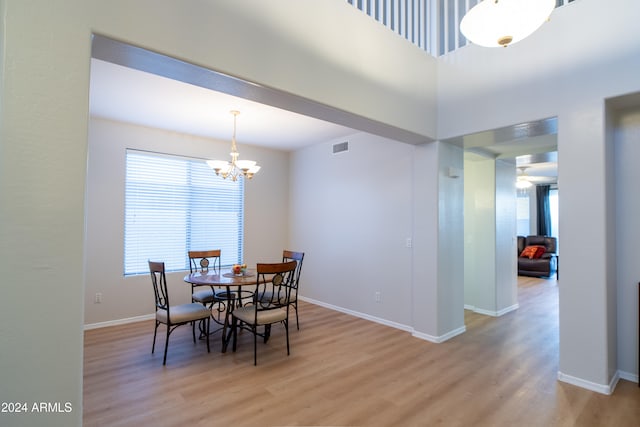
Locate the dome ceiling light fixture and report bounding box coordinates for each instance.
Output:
[460,0,556,48]
[207,110,260,181]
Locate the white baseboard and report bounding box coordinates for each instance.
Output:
[84,313,154,330]
[557,370,619,395]
[412,325,466,343]
[298,296,412,332]
[464,303,519,317]
[618,369,639,385]
[495,303,519,316]
[298,296,464,343]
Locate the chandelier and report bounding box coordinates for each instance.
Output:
[206,110,260,181]
[460,0,555,48]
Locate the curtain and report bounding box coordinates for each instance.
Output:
[536,185,551,236]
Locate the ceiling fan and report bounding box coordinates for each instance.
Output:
[516,166,548,189]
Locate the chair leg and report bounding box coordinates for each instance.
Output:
[163,325,170,365]
[192,321,197,343]
[231,316,238,352]
[253,325,258,366]
[152,320,159,354]
[285,319,290,356]
[205,317,211,353]
[294,302,299,330]
[264,324,271,343]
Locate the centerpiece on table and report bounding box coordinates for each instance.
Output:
[232,263,247,276]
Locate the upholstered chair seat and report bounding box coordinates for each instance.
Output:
[231,261,298,365]
[156,303,212,325]
[232,305,288,325]
[148,260,211,365]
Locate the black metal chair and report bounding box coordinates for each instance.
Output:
[231,261,298,365]
[189,249,239,328]
[188,250,223,304]
[258,250,305,330]
[282,250,304,329]
[149,260,211,365]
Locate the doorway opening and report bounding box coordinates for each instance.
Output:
[445,118,559,316]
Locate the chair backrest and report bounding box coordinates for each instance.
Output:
[282,250,304,291]
[188,249,221,273]
[149,260,170,312]
[254,261,298,312]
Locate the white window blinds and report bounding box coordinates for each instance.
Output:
[124,150,244,275]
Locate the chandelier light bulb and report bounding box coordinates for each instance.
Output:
[460,0,555,48]
[235,160,257,171]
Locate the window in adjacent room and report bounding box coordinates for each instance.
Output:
[124,150,244,276]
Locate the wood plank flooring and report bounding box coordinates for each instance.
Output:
[83,277,640,426]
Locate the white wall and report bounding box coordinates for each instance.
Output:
[463,157,517,316]
[410,140,465,341]
[92,0,438,140]
[3,1,640,425]
[436,142,465,336]
[289,132,415,326]
[439,0,640,391]
[614,105,640,380]
[84,118,289,325]
[495,160,517,314]
[438,1,640,139]
[527,186,538,236]
[411,142,441,337]
[604,103,618,384]
[0,2,89,425]
[1,2,438,424]
[464,157,496,311]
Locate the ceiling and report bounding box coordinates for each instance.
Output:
[457,119,558,184]
[89,58,357,152]
[90,53,557,182]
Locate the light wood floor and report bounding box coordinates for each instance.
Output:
[83,278,640,426]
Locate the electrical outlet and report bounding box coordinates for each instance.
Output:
[375,291,382,303]
[406,238,412,248]
[95,293,102,304]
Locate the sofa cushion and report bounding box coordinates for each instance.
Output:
[524,235,557,254]
[520,245,546,259]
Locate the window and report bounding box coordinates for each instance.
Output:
[124,150,244,275]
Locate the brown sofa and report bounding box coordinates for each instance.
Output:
[517,235,558,278]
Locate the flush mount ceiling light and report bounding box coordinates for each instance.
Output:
[207,110,260,181]
[460,0,555,48]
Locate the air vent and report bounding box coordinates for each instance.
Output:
[333,141,349,154]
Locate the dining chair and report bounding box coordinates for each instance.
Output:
[282,250,305,330]
[188,250,224,306]
[259,250,305,330]
[231,260,298,365]
[149,260,211,365]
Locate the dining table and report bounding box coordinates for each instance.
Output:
[183,269,257,352]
